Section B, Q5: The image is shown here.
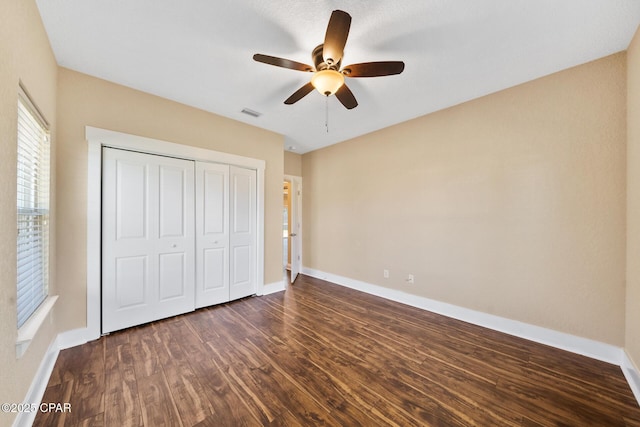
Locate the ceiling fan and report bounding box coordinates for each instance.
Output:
[253,10,405,110]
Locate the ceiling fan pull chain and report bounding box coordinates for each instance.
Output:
[325,96,329,133]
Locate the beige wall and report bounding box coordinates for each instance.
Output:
[0,0,59,425]
[303,53,627,345]
[284,151,302,176]
[627,26,640,370]
[56,68,284,332]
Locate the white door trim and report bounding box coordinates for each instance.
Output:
[86,126,266,340]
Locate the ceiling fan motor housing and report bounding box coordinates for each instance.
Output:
[312,44,341,71]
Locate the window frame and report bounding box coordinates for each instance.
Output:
[15,84,56,358]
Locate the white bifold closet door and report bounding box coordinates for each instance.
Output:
[103,148,257,333]
[195,162,257,307]
[102,148,195,333]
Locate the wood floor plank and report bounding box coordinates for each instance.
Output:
[32,379,73,427]
[137,371,183,427]
[152,320,215,425]
[128,324,162,378]
[77,413,105,427]
[64,338,106,425]
[104,340,143,427]
[178,319,265,426]
[34,274,640,426]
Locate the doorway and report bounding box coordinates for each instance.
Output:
[284,175,302,284]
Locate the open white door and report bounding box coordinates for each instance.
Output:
[289,178,301,283]
[102,148,195,333]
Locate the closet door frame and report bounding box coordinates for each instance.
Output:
[86,126,265,338]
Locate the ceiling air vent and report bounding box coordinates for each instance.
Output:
[241,108,261,118]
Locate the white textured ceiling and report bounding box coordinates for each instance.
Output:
[37,0,640,154]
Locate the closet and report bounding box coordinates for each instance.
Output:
[102,147,256,333]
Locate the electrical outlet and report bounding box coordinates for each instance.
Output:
[383,269,389,279]
[407,274,414,284]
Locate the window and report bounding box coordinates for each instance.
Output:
[16,88,50,329]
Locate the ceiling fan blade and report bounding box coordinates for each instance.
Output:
[253,54,314,72]
[342,61,405,78]
[284,82,315,105]
[335,84,358,109]
[323,10,351,66]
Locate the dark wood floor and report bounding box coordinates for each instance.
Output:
[35,274,640,426]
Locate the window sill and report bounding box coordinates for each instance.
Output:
[16,295,58,359]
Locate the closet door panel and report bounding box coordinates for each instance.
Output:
[229,166,256,300]
[203,170,226,234]
[158,252,186,300]
[195,162,230,308]
[203,248,226,290]
[232,246,251,284]
[159,165,189,238]
[103,148,195,333]
[115,161,148,240]
[232,173,251,233]
[115,256,147,308]
[157,163,194,304]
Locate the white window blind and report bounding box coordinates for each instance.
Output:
[16,89,50,329]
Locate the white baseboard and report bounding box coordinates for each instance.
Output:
[262,280,286,296]
[623,351,640,404]
[13,327,93,427]
[301,267,623,366]
[13,336,60,427]
[57,327,91,350]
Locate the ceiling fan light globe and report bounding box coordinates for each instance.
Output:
[311,69,344,96]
